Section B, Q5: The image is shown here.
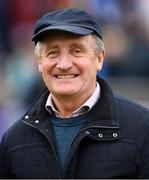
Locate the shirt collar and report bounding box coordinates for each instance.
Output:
[45,82,100,117]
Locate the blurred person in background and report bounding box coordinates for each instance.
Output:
[0,8,149,179]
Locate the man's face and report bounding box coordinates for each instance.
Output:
[37,32,105,100]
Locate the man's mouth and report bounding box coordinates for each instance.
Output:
[55,74,78,79]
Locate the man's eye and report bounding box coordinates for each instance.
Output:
[74,49,82,53]
[71,48,83,56]
[47,50,58,58]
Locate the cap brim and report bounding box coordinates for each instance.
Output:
[32,25,93,41]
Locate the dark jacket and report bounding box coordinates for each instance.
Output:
[0,77,149,179]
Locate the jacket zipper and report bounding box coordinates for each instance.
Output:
[21,120,61,179]
[62,129,86,178]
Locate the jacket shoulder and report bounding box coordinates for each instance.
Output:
[1,119,32,148]
[115,95,149,116]
[114,95,149,129]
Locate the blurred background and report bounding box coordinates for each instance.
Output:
[0,0,149,140]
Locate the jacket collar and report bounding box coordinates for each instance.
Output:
[21,76,119,128]
[85,76,119,127]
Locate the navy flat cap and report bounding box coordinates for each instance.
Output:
[32,8,103,43]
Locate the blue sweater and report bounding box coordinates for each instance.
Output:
[51,112,91,171]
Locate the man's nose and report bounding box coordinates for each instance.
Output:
[56,54,73,71]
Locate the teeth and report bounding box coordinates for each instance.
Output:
[57,75,76,79]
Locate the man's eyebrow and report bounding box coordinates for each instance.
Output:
[70,43,86,49]
[47,44,58,49]
[45,44,59,49]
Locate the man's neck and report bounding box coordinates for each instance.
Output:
[51,88,95,118]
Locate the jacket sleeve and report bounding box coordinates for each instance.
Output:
[0,135,9,178]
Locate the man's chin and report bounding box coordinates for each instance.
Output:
[53,89,77,97]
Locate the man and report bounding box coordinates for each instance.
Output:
[0,8,149,179]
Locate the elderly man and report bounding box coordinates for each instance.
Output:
[0,8,149,179]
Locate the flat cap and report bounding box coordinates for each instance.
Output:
[32,8,103,43]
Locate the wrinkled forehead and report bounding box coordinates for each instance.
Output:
[37,32,95,54]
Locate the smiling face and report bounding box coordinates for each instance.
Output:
[37,31,105,101]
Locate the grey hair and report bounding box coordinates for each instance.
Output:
[34,41,44,59]
[91,34,105,55]
[34,34,105,59]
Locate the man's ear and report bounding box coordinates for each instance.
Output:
[97,50,106,71]
[37,59,42,72]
